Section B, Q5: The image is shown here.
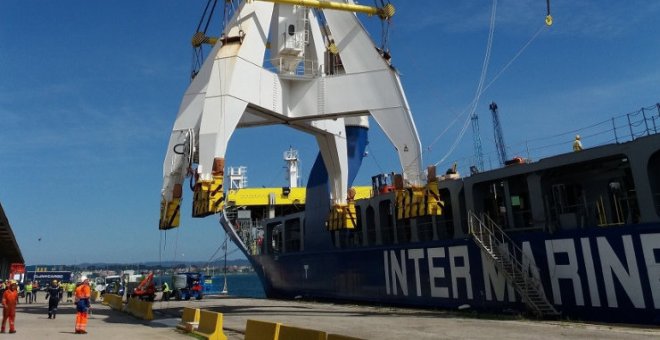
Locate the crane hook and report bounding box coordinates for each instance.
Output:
[545,0,553,26]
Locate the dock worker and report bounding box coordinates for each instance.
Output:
[1,281,19,334]
[46,280,63,319]
[66,281,75,303]
[573,135,583,151]
[161,281,171,301]
[24,281,33,304]
[74,278,92,334]
[32,280,39,302]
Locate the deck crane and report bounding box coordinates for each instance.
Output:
[159,0,423,230]
[489,102,507,166]
[471,112,484,172]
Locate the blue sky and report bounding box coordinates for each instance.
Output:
[1,1,659,265]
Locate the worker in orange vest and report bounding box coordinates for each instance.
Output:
[1,281,19,334]
[74,278,92,334]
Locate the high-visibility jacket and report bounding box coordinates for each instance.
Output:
[162,282,171,293]
[67,283,76,292]
[2,288,18,309]
[75,284,91,300]
[25,283,33,293]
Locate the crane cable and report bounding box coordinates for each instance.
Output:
[376,0,393,52]
[433,0,498,167]
[425,10,550,168]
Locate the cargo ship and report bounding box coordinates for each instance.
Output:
[158,1,660,324]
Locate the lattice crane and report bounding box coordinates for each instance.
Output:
[490,102,507,166]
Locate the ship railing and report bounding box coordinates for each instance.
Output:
[449,103,660,176]
[219,208,249,254]
[469,211,559,317]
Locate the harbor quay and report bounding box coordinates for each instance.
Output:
[4,295,658,339]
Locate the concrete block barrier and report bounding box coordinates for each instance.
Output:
[244,319,281,340]
[104,294,124,311]
[91,291,101,302]
[278,324,327,340]
[126,297,154,320]
[193,310,227,340]
[177,307,200,332]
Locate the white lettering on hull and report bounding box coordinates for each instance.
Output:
[428,247,449,298]
[390,250,408,296]
[546,238,584,306]
[598,236,645,308]
[380,232,660,311]
[408,248,424,297]
[449,246,473,299]
[640,233,660,308]
[384,251,390,295]
[580,238,601,307]
[481,249,516,302]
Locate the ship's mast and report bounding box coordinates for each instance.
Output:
[284,147,300,188]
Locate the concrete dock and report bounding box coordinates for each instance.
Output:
[4,295,659,339]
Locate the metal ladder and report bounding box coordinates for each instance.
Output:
[468,211,560,318]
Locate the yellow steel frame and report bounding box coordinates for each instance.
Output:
[226,186,372,206]
[252,0,395,19]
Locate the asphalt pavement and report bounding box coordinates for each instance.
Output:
[1,294,658,339]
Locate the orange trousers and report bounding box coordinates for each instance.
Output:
[75,311,88,332]
[2,307,16,332]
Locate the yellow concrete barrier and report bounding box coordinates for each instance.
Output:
[91,291,101,302]
[193,310,227,340]
[177,307,200,332]
[244,319,281,340]
[327,334,366,340]
[125,297,154,320]
[278,324,326,340]
[104,294,124,311]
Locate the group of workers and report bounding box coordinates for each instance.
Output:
[0,277,93,335]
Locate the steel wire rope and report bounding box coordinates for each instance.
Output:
[424,25,546,154]
[366,144,386,175]
[482,24,546,92]
[202,235,226,270]
[423,14,548,170]
[172,227,180,264]
[433,0,498,167]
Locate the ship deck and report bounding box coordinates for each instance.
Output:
[11,294,659,339]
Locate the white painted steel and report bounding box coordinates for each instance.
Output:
[162,0,423,209]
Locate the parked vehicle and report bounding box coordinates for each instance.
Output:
[172,272,204,300]
[129,273,156,301]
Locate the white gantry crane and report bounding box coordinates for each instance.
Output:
[160,0,423,230]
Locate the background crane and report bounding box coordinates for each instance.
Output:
[471,112,484,173]
[490,102,508,166]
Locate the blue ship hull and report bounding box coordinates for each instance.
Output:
[250,223,660,324]
[226,124,660,325]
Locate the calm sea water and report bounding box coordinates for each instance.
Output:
[207,272,265,298]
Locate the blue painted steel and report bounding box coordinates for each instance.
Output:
[306,126,368,189]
